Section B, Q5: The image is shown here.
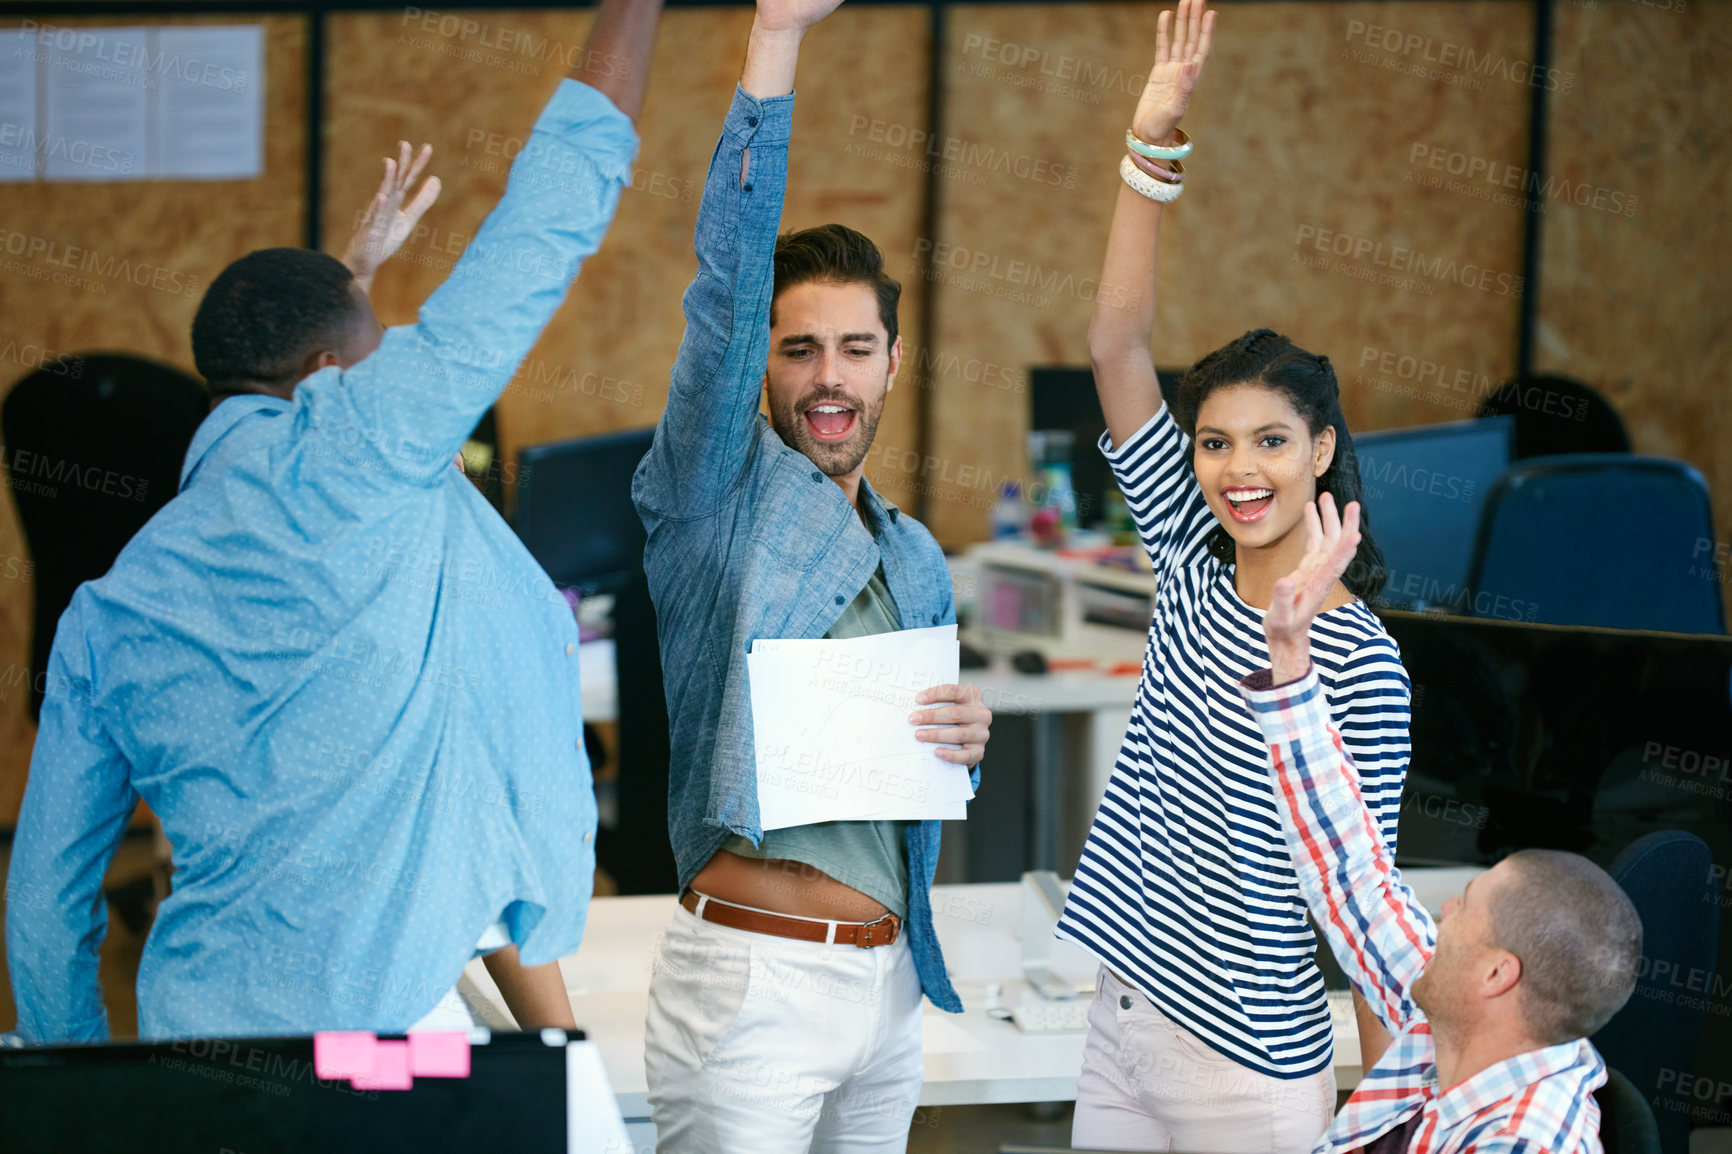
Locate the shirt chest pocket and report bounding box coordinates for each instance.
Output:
[746,454,853,573]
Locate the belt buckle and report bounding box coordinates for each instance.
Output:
[854,913,899,948]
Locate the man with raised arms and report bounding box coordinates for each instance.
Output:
[633,0,992,1148]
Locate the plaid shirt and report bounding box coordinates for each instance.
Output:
[1240,666,1607,1154]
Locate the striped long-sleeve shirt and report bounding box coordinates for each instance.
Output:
[1055,404,1412,1078]
[1240,665,1606,1154]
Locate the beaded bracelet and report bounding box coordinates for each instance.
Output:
[1125,126,1192,161]
[1120,153,1183,203]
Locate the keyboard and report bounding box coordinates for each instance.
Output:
[1010,996,1093,1034]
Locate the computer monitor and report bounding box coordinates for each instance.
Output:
[0,1030,606,1153]
[513,427,655,597]
[1351,415,1514,612]
[1029,366,1186,530]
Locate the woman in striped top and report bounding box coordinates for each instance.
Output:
[1056,3,1413,1151]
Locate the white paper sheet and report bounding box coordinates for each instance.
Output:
[41,25,148,180]
[153,26,263,179]
[0,32,38,181]
[749,624,974,829]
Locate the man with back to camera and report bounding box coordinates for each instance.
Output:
[4,0,665,1042]
[1239,493,1642,1154]
[631,0,994,1147]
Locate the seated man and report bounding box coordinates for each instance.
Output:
[1240,494,1642,1154]
[5,0,664,1043]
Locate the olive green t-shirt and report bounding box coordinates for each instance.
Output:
[726,566,911,918]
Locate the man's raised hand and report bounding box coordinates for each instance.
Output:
[741,0,846,96]
[342,142,441,293]
[754,0,848,35]
[1264,494,1361,684]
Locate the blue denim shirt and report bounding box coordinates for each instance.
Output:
[6,81,638,1043]
[632,87,970,1012]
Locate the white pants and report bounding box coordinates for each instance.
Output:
[1072,968,1335,1154]
[644,903,926,1153]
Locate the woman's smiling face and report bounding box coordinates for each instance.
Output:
[1191,382,1336,554]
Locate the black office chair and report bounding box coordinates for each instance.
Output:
[1465,455,1724,634]
[1476,374,1631,460]
[1593,832,1719,1154]
[2,353,208,720]
[512,428,676,894]
[1595,1067,1662,1154]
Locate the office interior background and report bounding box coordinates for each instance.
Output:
[0,0,1728,1148]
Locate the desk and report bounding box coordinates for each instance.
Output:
[961,667,1136,871]
[460,870,1481,1131]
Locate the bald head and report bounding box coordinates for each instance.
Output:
[1488,849,1642,1044]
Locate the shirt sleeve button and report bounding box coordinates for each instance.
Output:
[835,595,845,606]
[746,115,759,127]
[565,643,576,656]
[811,470,823,482]
[583,831,594,844]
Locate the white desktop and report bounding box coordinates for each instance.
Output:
[459,868,1483,1146]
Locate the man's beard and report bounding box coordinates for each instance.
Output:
[769,384,887,478]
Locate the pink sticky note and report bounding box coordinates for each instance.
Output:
[352,1039,412,1091]
[313,1031,378,1082]
[408,1031,471,1078]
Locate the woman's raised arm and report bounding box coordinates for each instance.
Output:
[1087,0,1214,449]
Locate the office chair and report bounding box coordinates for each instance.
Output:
[2,353,208,720]
[1476,374,1631,460]
[1592,831,1719,1154]
[1466,455,1724,634]
[512,428,676,894]
[1595,1067,1662,1154]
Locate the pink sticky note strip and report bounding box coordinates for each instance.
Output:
[352,1039,412,1091]
[408,1031,471,1078]
[313,1031,378,1082]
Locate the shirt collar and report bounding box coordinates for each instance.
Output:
[180,393,291,492]
[856,475,901,533]
[1432,1037,1598,1129]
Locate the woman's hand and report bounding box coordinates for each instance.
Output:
[341,141,441,293]
[1131,0,1216,146]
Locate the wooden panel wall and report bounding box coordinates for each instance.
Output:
[921,0,1535,545]
[0,14,307,823]
[1536,0,1732,593]
[323,6,932,497]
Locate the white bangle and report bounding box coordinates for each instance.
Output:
[1120,153,1183,203]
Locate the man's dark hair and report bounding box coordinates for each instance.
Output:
[191,248,361,394]
[1490,849,1642,1043]
[771,224,900,346]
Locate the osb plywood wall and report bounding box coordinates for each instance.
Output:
[919,0,1535,543]
[0,15,307,823]
[0,1,1727,821]
[1536,0,1732,583]
[322,5,932,478]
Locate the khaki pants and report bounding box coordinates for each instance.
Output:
[1072,968,1334,1154]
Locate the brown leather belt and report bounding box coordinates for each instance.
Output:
[680,889,901,948]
